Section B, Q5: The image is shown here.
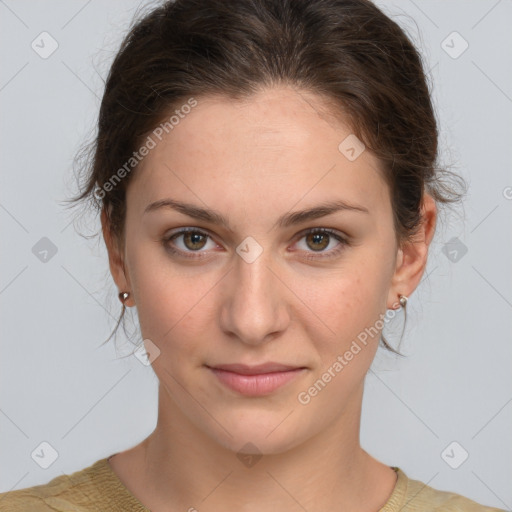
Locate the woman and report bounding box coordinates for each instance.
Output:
[0,0,506,510]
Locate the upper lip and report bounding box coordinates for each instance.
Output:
[207,363,305,375]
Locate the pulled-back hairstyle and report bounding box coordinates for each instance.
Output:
[65,0,466,355]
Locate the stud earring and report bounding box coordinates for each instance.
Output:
[118,291,130,304]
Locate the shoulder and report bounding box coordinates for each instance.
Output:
[390,468,507,512]
[0,458,128,512]
[0,472,87,512]
[0,490,51,512]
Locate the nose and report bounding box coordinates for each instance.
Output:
[219,247,291,346]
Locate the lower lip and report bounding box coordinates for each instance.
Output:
[208,367,306,396]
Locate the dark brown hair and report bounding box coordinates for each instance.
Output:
[64,0,466,356]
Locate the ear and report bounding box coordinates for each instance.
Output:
[386,193,437,309]
[101,208,135,307]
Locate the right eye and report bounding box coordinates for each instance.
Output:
[163,228,218,258]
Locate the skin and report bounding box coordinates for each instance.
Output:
[102,85,437,512]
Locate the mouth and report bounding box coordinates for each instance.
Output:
[205,363,307,396]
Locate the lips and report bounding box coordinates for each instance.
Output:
[207,363,304,375]
[206,363,307,396]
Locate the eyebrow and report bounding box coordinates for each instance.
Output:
[144,197,369,229]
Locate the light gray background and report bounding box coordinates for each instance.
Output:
[1,0,511,509]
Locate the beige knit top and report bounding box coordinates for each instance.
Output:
[0,457,506,511]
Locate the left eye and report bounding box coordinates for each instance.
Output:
[163,227,348,259]
[295,228,347,256]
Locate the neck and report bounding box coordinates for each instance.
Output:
[111,381,396,512]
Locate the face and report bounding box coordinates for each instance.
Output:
[105,86,417,455]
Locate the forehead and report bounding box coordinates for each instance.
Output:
[127,86,390,221]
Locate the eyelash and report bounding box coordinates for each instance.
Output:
[162,227,349,261]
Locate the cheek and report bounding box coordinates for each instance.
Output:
[306,257,391,362]
[295,269,388,410]
[127,244,218,359]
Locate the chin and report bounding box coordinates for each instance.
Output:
[202,411,309,457]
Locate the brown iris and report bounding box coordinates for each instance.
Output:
[306,232,329,251]
[183,231,208,251]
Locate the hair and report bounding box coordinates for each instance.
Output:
[63,0,467,357]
